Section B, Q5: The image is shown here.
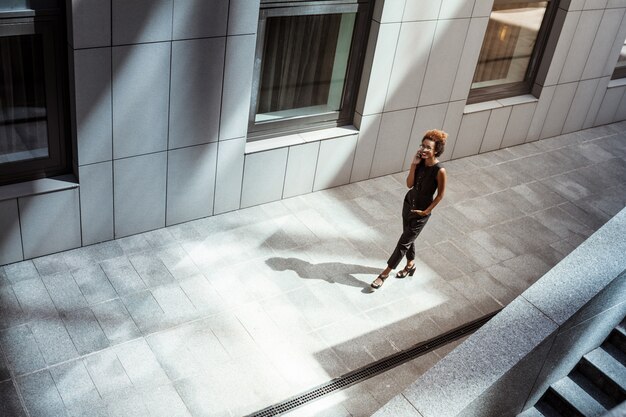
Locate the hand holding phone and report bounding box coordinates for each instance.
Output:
[412,151,422,165]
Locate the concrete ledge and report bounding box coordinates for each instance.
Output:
[607,78,626,89]
[0,175,78,202]
[245,126,358,154]
[396,298,558,417]
[523,208,626,328]
[463,95,538,114]
[374,208,626,417]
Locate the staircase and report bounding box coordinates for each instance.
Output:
[520,319,626,417]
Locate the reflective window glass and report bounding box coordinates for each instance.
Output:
[0,34,50,165]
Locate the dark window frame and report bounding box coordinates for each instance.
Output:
[248,0,371,141]
[0,6,69,186]
[613,66,626,79]
[611,38,626,79]
[467,0,559,105]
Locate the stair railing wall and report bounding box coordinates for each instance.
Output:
[372,208,626,417]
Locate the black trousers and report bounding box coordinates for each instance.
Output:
[387,208,430,269]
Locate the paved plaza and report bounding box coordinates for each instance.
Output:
[1,123,626,417]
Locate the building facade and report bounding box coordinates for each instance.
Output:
[1,0,626,265]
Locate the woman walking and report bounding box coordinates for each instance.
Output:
[371,129,448,289]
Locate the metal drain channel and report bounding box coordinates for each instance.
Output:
[246,310,501,417]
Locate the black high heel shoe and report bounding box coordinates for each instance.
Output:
[396,265,416,278]
[371,274,389,289]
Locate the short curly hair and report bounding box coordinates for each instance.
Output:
[422,129,448,157]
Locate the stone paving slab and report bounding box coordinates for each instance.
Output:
[0,123,625,417]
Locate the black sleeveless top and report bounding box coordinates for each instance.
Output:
[404,161,442,214]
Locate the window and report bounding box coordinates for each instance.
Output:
[612,38,626,79]
[468,0,558,104]
[0,2,69,185]
[248,0,371,140]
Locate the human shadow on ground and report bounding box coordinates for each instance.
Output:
[265,257,380,292]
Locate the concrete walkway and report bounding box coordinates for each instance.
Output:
[1,123,625,417]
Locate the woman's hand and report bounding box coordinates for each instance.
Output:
[411,151,422,166]
[411,209,429,217]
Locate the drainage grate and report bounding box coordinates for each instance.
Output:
[246,310,501,417]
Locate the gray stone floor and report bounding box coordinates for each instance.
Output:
[1,123,625,417]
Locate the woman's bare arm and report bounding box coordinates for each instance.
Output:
[406,154,421,188]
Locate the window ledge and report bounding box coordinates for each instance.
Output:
[245,126,359,154]
[0,174,78,202]
[464,94,538,114]
[608,78,626,88]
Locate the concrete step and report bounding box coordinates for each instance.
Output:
[541,383,585,417]
[527,401,563,417]
[600,400,626,417]
[535,401,564,417]
[518,406,548,417]
[551,375,608,417]
[607,325,626,356]
[602,341,626,368]
[580,346,626,402]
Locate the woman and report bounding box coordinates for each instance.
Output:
[371,129,448,289]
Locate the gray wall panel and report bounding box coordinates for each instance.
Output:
[419,19,469,106]
[314,136,358,191]
[603,9,626,76]
[112,0,173,45]
[540,82,578,139]
[501,102,536,148]
[540,9,578,87]
[568,0,587,10]
[114,152,167,238]
[481,107,511,153]
[582,9,625,79]
[112,43,171,159]
[19,190,81,259]
[451,17,489,101]
[384,21,436,111]
[370,108,416,177]
[228,0,261,36]
[563,78,601,133]
[441,100,465,161]
[220,35,256,141]
[70,0,111,48]
[452,111,490,159]
[595,86,625,125]
[241,148,288,208]
[403,0,441,21]
[79,162,114,245]
[169,38,225,149]
[166,144,218,225]
[559,10,603,83]
[214,138,246,214]
[585,0,609,9]
[284,142,320,198]
[527,86,556,142]
[74,48,112,166]
[359,23,400,115]
[355,21,380,115]
[584,76,612,128]
[472,0,494,17]
[439,0,475,19]
[373,0,406,23]
[172,0,228,39]
[351,114,382,182]
[0,200,23,265]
